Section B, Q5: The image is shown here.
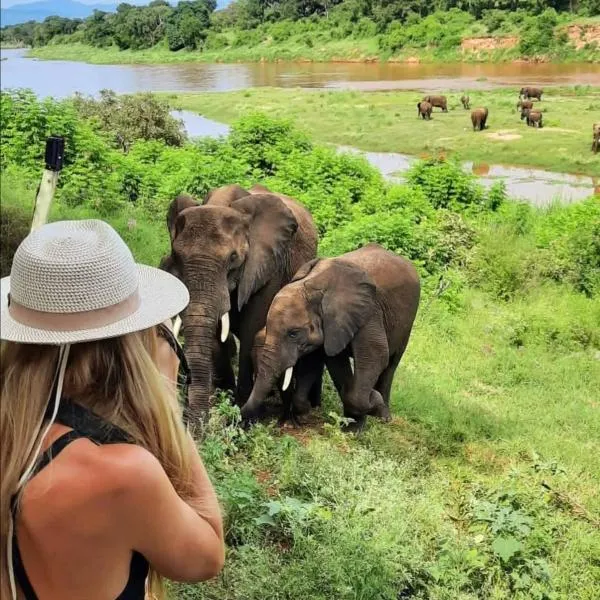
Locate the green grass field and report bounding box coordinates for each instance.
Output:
[3,162,599,599]
[170,87,600,177]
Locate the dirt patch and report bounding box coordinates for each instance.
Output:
[461,36,518,52]
[566,24,600,50]
[486,130,522,141]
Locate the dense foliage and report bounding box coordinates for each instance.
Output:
[1,89,598,599]
[1,0,598,60]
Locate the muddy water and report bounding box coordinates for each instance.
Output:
[338,146,596,207]
[1,48,599,97]
[175,114,595,206]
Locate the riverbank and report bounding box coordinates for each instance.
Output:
[26,23,600,66]
[167,87,600,178]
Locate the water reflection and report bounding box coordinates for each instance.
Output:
[2,48,599,98]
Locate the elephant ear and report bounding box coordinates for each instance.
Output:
[306,260,377,357]
[290,258,321,283]
[167,194,198,242]
[232,193,298,311]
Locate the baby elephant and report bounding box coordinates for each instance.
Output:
[241,244,421,428]
[461,95,470,110]
[592,123,599,154]
[417,101,432,120]
[471,107,489,131]
[517,99,534,112]
[522,108,543,128]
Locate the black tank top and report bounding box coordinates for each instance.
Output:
[11,402,150,600]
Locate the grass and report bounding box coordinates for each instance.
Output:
[2,158,599,599]
[169,87,600,177]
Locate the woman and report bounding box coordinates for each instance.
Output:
[1,219,225,599]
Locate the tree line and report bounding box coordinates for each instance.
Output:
[1,0,598,52]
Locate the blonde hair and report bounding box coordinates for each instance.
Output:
[0,328,192,599]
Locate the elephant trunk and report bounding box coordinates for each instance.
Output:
[182,259,230,423]
[241,344,284,420]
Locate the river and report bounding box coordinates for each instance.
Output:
[2,48,598,205]
[2,48,599,96]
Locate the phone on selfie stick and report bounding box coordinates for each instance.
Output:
[31,136,65,232]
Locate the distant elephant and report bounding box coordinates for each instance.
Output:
[520,86,543,101]
[417,101,432,120]
[461,95,470,110]
[252,327,325,425]
[471,107,489,131]
[592,123,600,154]
[422,95,448,112]
[517,99,534,112]
[161,184,318,419]
[522,108,543,128]
[241,244,421,429]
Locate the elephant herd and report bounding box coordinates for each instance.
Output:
[160,184,421,430]
[417,86,547,132]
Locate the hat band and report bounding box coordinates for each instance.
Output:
[8,289,141,332]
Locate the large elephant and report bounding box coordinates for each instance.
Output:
[471,107,489,131]
[162,185,318,419]
[520,87,543,101]
[241,244,421,428]
[522,108,543,128]
[252,327,325,425]
[422,95,448,112]
[417,101,432,120]
[592,123,599,154]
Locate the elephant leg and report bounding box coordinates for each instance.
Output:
[212,334,236,394]
[343,318,390,422]
[375,348,404,407]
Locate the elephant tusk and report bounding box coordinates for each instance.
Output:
[220,312,230,343]
[349,357,355,375]
[173,315,183,338]
[282,367,293,392]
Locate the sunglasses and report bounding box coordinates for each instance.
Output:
[156,322,192,426]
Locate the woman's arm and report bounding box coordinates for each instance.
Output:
[113,443,225,582]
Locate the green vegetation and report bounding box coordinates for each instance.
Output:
[2,1,599,64]
[171,86,600,177]
[1,90,599,599]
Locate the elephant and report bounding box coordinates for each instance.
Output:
[422,95,448,112]
[461,95,470,110]
[252,327,325,425]
[522,108,543,128]
[240,244,421,429]
[471,107,489,131]
[520,87,543,101]
[161,185,318,420]
[417,101,432,120]
[592,123,600,154]
[517,99,534,112]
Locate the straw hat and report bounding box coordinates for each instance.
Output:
[0,219,189,345]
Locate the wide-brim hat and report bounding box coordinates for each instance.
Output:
[1,219,189,345]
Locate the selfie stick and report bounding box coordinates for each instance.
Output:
[31,137,65,232]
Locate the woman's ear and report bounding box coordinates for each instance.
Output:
[306,260,376,356]
[231,194,298,311]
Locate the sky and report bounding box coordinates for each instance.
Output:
[1,0,150,7]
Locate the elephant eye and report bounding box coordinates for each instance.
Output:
[288,329,299,339]
[229,251,238,265]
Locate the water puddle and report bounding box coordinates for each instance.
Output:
[176,113,596,208]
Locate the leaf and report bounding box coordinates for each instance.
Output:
[254,514,276,526]
[492,536,522,563]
